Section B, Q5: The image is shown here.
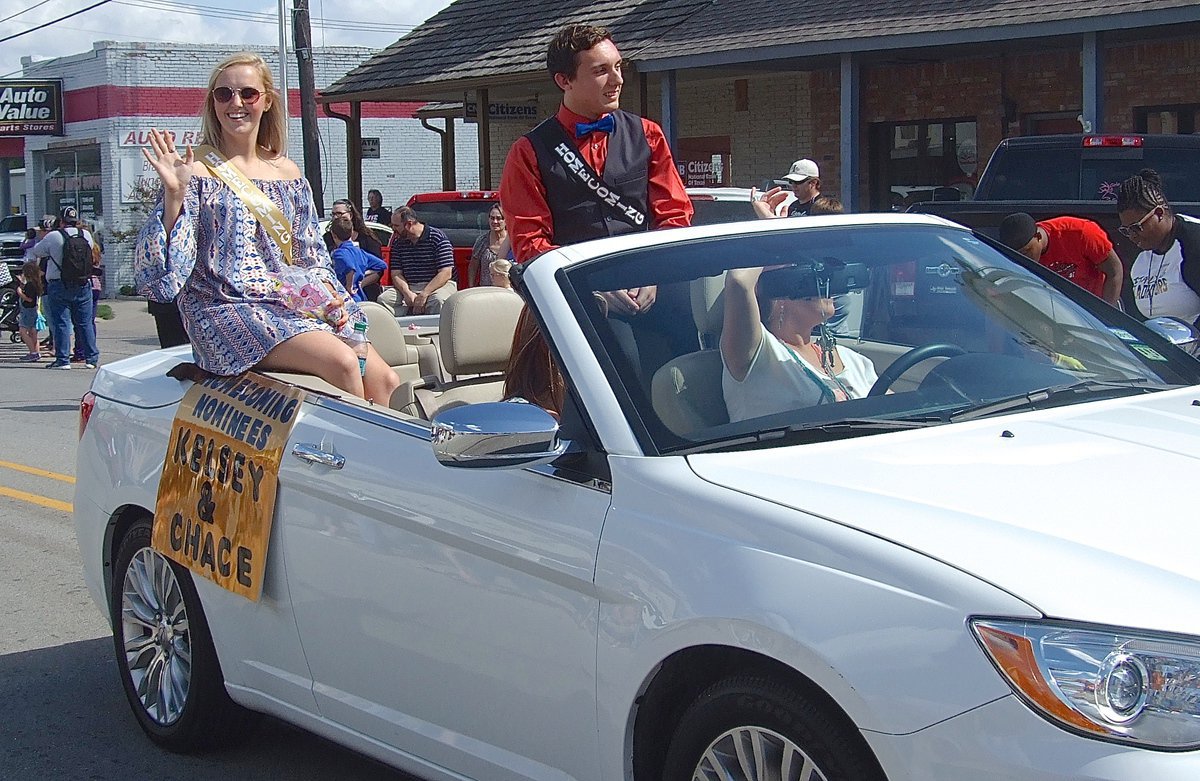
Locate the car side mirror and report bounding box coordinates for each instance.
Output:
[431,400,570,469]
[1143,316,1200,356]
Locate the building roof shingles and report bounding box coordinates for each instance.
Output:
[322,0,1200,100]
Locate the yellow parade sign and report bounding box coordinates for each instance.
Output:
[152,373,305,601]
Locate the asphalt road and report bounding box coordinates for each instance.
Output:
[0,298,414,780]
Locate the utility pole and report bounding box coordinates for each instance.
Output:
[292,0,324,213]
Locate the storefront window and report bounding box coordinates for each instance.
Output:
[870,119,977,211]
[42,146,103,226]
[1135,105,1200,135]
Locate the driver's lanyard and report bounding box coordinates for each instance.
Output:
[781,342,840,403]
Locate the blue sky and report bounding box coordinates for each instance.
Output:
[0,0,455,78]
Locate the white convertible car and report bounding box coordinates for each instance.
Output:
[75,214,1200,781]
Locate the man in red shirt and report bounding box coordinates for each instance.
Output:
[500,24,691,309]
[500,24,693,378]
[999,212,1123,306]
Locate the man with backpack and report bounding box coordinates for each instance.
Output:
[32,206,99,369]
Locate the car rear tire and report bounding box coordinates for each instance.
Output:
[111,517,253,751]
[662,674,884,781]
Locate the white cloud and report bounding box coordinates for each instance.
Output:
[0,0,453,78]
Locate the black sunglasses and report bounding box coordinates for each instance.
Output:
[212,86,263,104]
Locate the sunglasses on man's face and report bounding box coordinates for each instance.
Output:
[1118,207,1161,238]
[212,86,263,104]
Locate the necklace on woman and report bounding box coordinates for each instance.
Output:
[1146,248,1169,316]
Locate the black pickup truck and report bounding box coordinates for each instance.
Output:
[909,134,1200,313]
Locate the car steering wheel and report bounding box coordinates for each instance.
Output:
[868,343,967,397]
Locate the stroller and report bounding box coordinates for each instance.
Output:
[0,263,20,343]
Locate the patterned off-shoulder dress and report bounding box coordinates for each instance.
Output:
[135,175,364,376]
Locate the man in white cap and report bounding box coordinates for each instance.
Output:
[752,158,823,219]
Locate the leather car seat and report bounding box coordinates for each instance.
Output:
[413,286,525,419]
[651,349,729,435]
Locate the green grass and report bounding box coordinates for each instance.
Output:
[96,304,115,320]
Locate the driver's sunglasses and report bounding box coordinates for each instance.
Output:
[212,86,263,104]
[1118,207,1160,238]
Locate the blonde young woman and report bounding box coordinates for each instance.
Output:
[135,52,398,403]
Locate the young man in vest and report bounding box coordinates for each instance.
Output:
[500,24,692,371]
[32,206,100,369]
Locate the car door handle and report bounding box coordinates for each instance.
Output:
[291,443,345,469]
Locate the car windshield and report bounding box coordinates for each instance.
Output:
[0,215,25,233]
[560,221,1200,455]
[984,146,1200,201]
[691,199,756,226]
[414,200,496,232]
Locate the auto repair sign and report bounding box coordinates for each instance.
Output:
[153,373,305,601]
[0,80,65,136]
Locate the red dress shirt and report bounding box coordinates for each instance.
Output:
[499,105,693,263]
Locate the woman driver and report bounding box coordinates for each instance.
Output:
[720,264,878,423]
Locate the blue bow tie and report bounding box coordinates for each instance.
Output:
[575,114,615,137]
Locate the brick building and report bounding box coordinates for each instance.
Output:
[4,41,480,291]
[321,0,1200,213]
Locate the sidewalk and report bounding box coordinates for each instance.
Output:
[0,297,166,370]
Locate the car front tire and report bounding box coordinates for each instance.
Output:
[662,674,885,781]
[110,517,252,751]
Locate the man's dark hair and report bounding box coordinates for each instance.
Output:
[1117,168,1170,214]
[998,212,1037,250]
[368,188,383,199]
[330,220,353,241]
[547,24,613,84]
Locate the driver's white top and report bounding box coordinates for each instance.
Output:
[723,325,878,423]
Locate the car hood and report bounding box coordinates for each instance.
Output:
[687,388,1200,635]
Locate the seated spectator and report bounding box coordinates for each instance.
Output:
[998,212,1123,306]
[330,221,387,302]
[720,264,878,423]
[365,189,392,226]
[381,206,458,315]
[490,258,515,289]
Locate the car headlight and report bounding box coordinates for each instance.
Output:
[971,618,1200,750]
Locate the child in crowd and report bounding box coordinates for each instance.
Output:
[329,220,387,302]
[17,260,45,362]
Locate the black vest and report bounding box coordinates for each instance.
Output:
[527,110,651,246]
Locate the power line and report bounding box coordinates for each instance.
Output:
[111,0,417,35]
[0,0,113,45]
[0,0,58,26]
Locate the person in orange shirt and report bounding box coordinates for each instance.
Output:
[500,23,693,376]
[999,212,1123,306]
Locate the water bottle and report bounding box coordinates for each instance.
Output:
[346,321,369,376]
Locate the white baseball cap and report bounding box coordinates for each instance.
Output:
[780,159,820,183]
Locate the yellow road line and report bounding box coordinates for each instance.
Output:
[0,460,75,484]
[0,485,73,513]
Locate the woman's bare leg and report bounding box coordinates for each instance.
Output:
[255,330,365,398]
[362,345,400,405]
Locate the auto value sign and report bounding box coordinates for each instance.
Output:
[153,374,305,601]
[0,80,65,136]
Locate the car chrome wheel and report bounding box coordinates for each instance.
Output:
[693,725,828,781]
[120,547,191,726]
